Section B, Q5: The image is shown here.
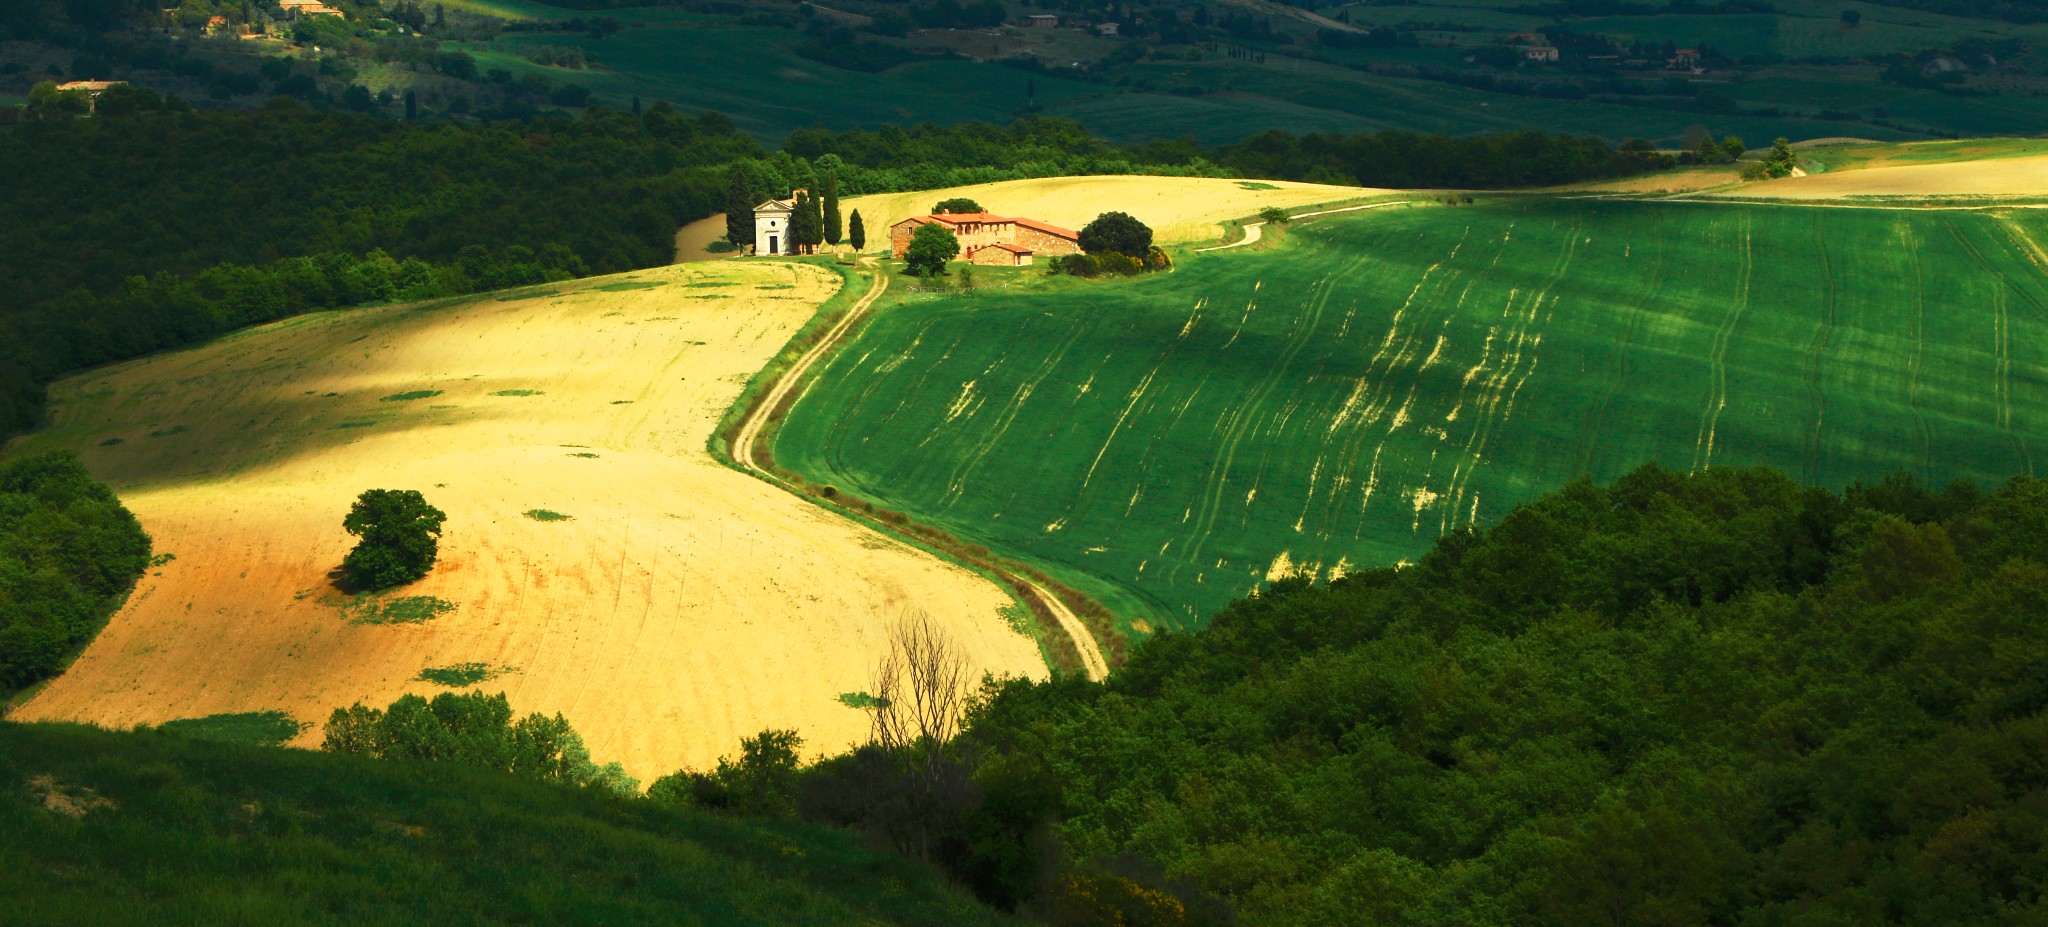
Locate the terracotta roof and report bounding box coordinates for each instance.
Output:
[908,211,1079,240]
[972,243,1034,254]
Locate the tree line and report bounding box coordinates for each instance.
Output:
[0,452,152,696]
[624,465,2048,925]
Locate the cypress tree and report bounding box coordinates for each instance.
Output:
[822,174,842,249]
[790,191,815,255]
[725,167,755,250]
[849,210,866,252]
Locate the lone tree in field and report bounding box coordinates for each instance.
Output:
[822,174,843,251]
[904,223,959,276]
[849,209,866,252]
[725,166,754,250]
[341,489,447,590]
[931,197,982,214]
[1080,211,1153,257]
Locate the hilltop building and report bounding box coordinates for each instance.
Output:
[752,190,804,255]
[55,80,126,111]
[889,209,1081,267]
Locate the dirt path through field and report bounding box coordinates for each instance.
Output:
[7,263,1045,782]
[729,265,1110,680]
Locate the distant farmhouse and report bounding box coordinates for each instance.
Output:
[56,80,126,111]
[889,209,1082,267]
[752,190,801,255]
[1024,13,1059,27]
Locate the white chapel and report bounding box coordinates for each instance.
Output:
[752,191,801,255]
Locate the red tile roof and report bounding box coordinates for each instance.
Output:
[906,211,1079,240]
[973,243,1035,253]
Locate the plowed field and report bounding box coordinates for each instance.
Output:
[6,263,1045,782]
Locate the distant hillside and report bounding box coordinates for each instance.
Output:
[0,720,1017,926]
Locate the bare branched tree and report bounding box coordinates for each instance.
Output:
[866,609,978,858]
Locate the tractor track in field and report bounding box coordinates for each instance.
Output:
[1802,218,1838,484]
[1692,213,1753,473]
[1904,224,1935,483]
[731,265,1111,681]
[1944,218,2037,477]
[1580,228,1661,476]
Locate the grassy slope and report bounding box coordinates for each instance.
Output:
[0,721,1014,927]
[773,198,2048,629]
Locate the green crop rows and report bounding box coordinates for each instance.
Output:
[774,199,2048,628]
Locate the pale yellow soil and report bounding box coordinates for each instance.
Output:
[843,175,1389,251]
[673,214,742,263]
[1550,165,1745,194]
[6,263,1045,782]
[1712,153,2048,200]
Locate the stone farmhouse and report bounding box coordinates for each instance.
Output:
[752,190,802,255]
[889,210,1081,267]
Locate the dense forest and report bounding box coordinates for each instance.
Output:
[647,465,2048,925]
[0,452,151,697]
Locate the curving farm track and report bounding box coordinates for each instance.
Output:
[729,265,1109,680]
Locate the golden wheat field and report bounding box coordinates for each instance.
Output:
[5,263,1045,782]
[1719,152,2048,200]
[843,175,1388,248]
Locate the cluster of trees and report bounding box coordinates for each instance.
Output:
[1214,128,1677,188]
[1681,130,1747,163]
[1055,211,1170,277]
[646,465,2048,924]
[324,689,637,795]
[0,452,151,695]
[1741,136,1799,179]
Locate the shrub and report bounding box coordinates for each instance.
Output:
[323,690,636,795]
[931,197,983,214]
[648,729,805,819]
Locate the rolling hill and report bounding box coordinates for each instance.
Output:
[772,195,2048,627]
[2,263,1045,782]
[0,720,1017,926]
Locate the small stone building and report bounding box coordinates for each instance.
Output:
[753,191,801,256]
[967,243,1036,267]
[889,210,1080,264]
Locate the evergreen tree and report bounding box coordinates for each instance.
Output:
[849,209,866,252]
[822,174,842,249]
[725,167,755,250]
[790,190,816,255]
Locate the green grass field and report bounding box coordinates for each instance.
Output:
[773,199,2048,629]
[1,721,1015,926]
